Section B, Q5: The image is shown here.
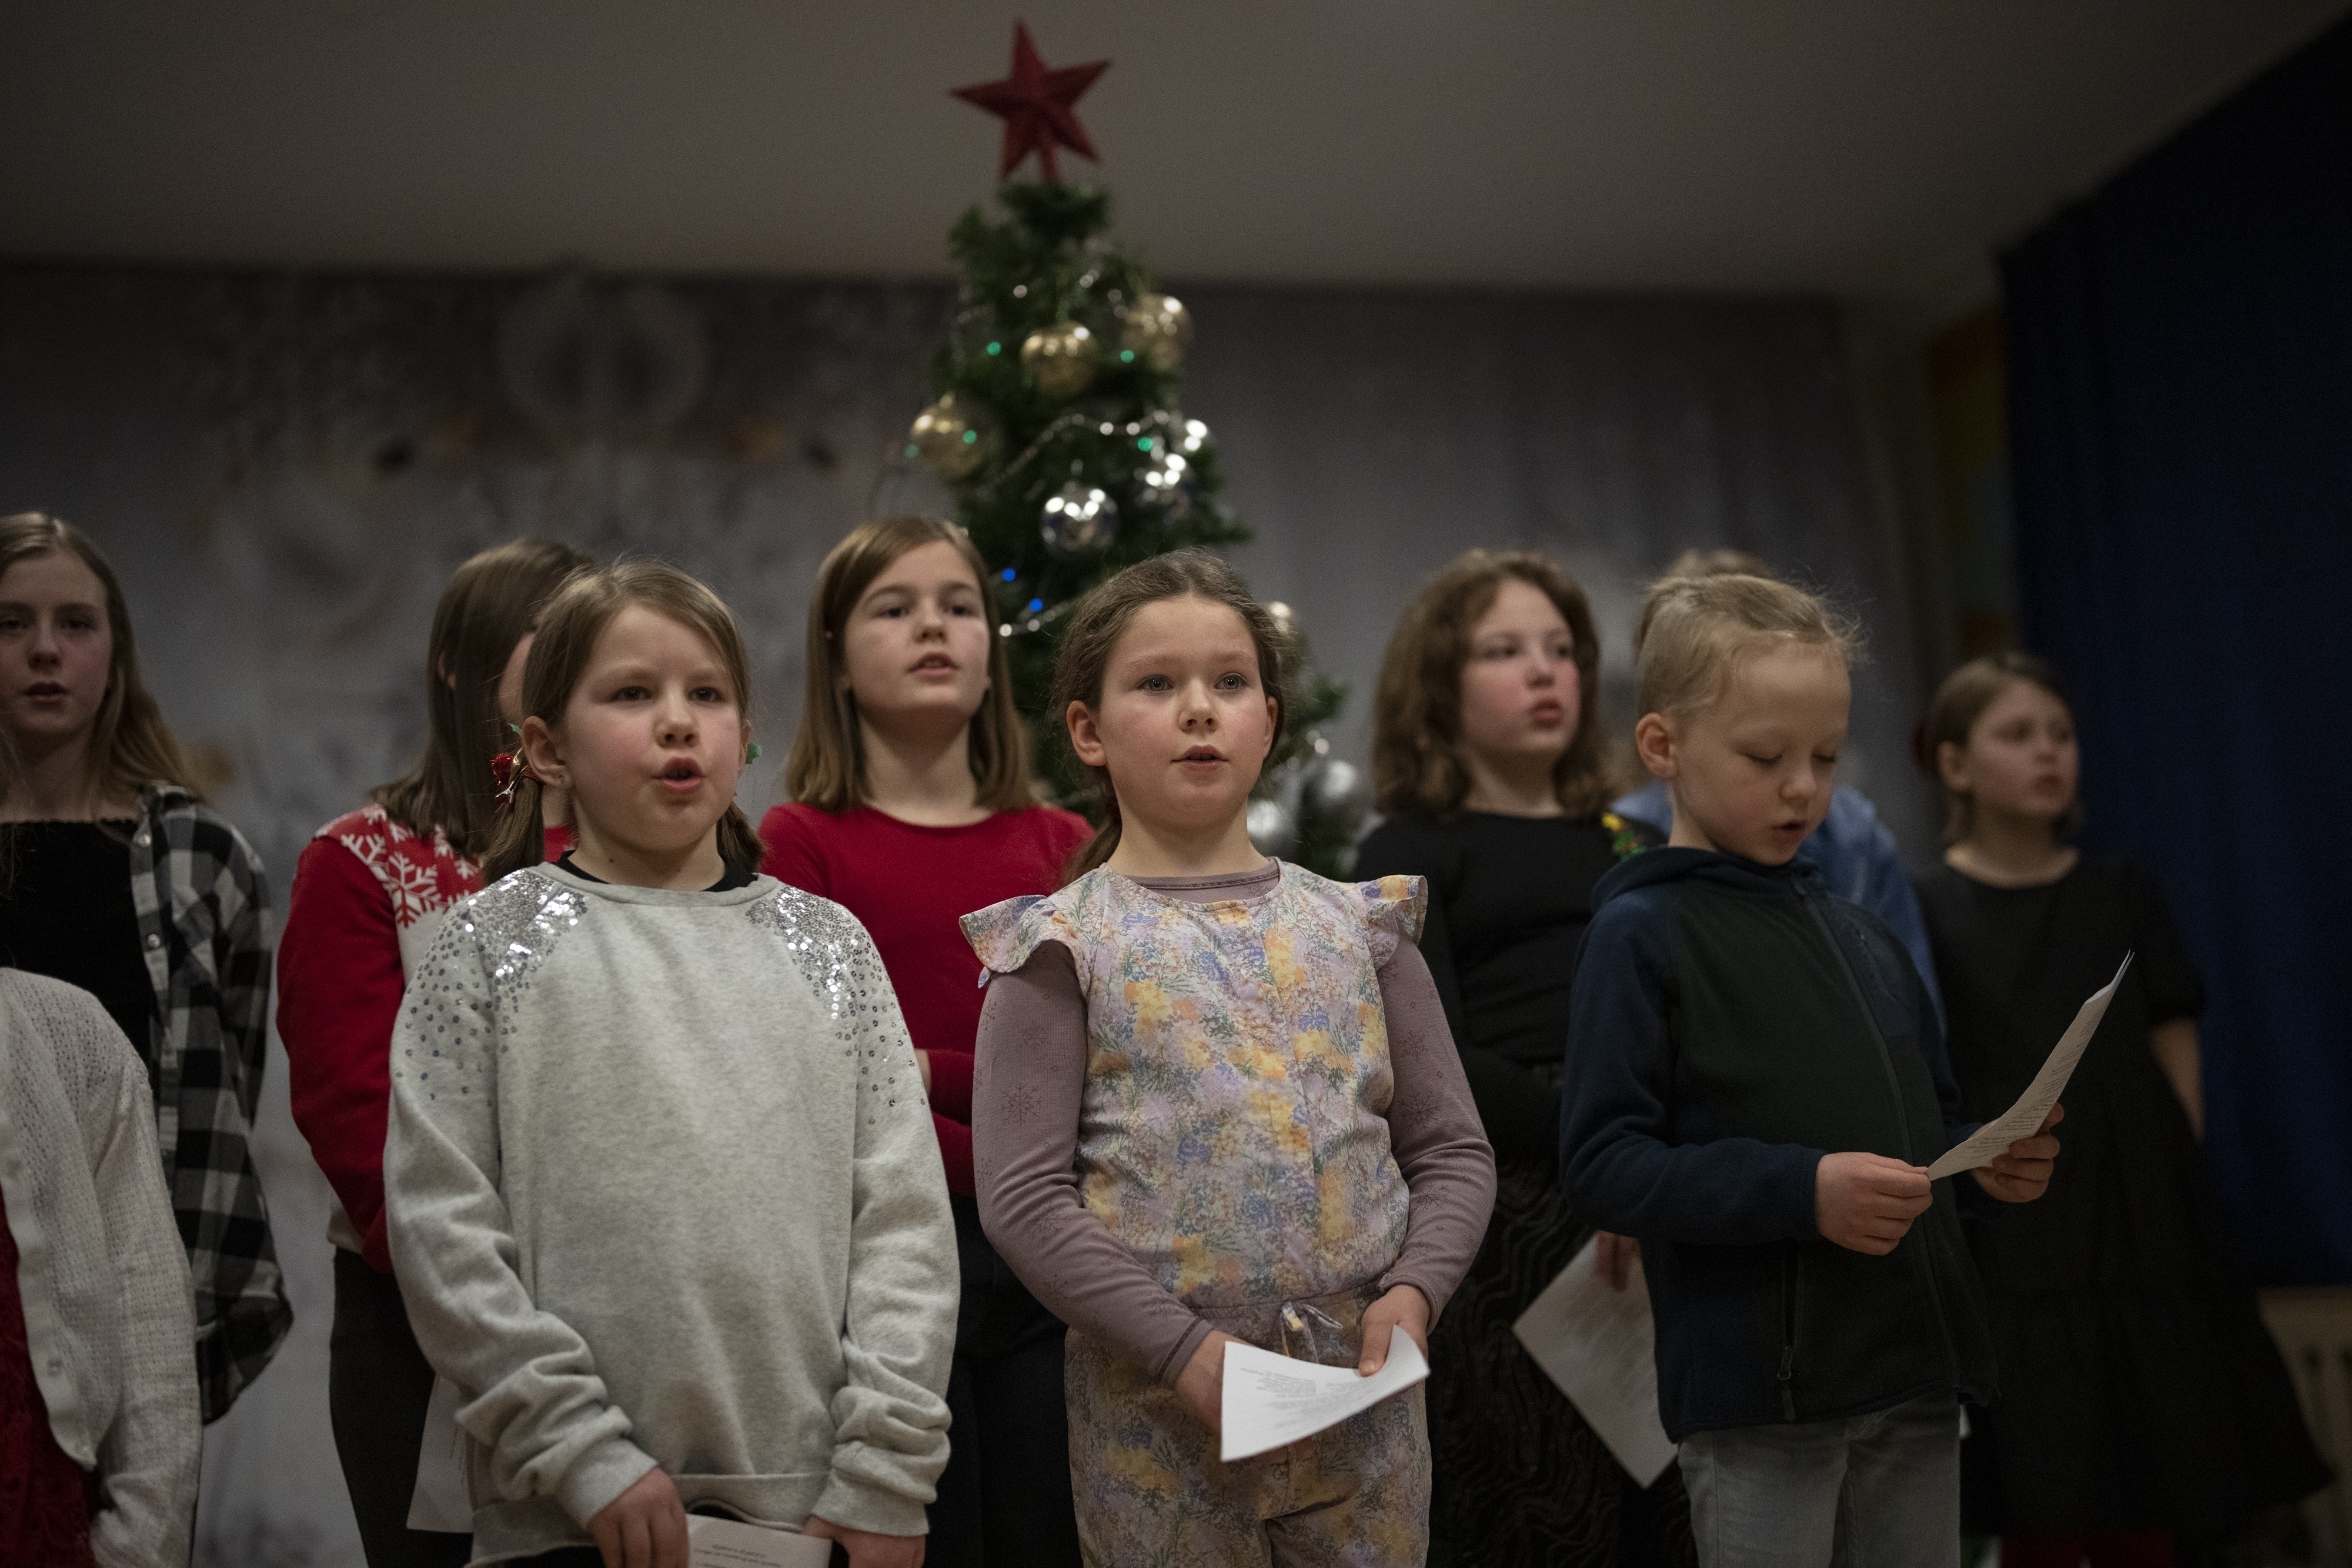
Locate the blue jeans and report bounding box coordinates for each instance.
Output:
[1679,1393,1961,1568]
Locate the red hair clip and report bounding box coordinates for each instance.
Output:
[492,747,536,814]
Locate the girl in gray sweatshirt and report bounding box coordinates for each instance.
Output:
[385,562,956,1568]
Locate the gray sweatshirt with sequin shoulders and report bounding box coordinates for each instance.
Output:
[385,864,956,1562]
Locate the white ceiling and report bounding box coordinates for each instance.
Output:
[1,1,2343,299]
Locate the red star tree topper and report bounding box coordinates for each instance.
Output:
[952,22,1110,182]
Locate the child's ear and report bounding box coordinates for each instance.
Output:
[1067,701,1107,768]
[519,715,566,787]
[1633,712,1678,780]
[1935,739,1970,794]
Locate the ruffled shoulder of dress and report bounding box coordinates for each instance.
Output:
[1348,871,1428,954]
[961,877,1091,974]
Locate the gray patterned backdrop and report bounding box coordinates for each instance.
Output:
[0,261,1932,1564]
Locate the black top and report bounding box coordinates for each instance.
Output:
[1355,810,1655,1168]
[0,820,154,1057]
[556,850,757,892]
[1918,855,2204,1290]
[1917,855,2327,1533]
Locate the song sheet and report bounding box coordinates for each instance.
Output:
[1923,954,2130,1180]
[1512,1235,1676,1485]
[686,1513,834,1567]
[406,1373,473,1533]
[1219,1330,1430,1462]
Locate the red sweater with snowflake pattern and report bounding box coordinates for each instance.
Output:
[278,807,566,1271]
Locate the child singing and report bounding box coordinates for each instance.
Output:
[384,561,956,1568]
[965,549,1495,1566]
[1558,574,2062,1568]
[762,516,1089,1567]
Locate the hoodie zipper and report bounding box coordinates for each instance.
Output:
[1778,1250,1799,1420]
[1799,885,1960,1382]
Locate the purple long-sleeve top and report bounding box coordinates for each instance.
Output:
[970,862,1496,1385]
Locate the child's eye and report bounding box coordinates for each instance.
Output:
[1815,753,1839,766]
[1216,672,1247,690]
[612,685,650,702]
[1744,753,1781,767]
[1138,674,1171,691]
[692,686,727,704]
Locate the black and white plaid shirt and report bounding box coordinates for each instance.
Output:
[129,784,293,1420]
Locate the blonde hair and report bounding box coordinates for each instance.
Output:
[483,560,764,883]
[1372,549,1615,818]
[1635,573,1862,720]
[1049,550,1289,882]
[0,512,192,804]
[784,516,1031,814]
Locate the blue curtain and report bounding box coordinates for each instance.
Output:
[2003,18,2352,1285]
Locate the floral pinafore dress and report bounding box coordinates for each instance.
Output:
[964,863,1432,1566]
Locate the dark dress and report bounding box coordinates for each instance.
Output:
[1357,809,1690,1568]
[0,823,152,1054]
[1917,857,2328,1539]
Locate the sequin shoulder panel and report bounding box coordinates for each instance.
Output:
[747,882,921,1125]
[392,869,586,1107]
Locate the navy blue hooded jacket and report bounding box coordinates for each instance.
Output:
[1558,847,1999,1441]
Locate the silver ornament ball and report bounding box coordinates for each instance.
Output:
[1298,757,1370,842]
[1041,482,1121,555]
[1247,798,1301,861]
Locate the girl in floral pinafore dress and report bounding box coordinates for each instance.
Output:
[964,550,1497,1567]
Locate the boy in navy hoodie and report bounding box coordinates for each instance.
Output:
[1559,574,2062,1568]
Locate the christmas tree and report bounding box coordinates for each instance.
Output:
[898,26,1359,870]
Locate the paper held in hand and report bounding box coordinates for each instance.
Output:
[1220,1330,1431,1462]
[1923,953,2132,1181]
[1512,1235,1676,1486]
[685,1513,834,1567]
[406,1373,472,1533]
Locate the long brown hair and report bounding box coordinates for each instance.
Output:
[1050,549,1291,882]
[1372,549,1614,818]
[784,516,1031,813]
[483,560,766,884]
[1922,651,2083,844]
[0,512,191,805]
[373,538,594,858]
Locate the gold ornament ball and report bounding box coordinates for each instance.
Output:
[907,395,987,480]
[1120,294,1194,372]
[1021,322,1096,399]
